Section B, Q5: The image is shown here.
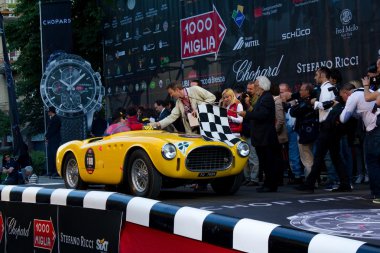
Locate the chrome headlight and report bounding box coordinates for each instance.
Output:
[161,143,177,160]
[237,141,250,157]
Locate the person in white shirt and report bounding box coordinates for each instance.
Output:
[296,67,350,193]
[359,76,380,204]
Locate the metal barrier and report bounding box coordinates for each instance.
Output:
[0,185,379,253]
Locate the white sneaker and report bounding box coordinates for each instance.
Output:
[364,175,369,183]
[355,175,364,184]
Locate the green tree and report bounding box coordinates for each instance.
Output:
[0,109,10,138]
[4,0,103,136]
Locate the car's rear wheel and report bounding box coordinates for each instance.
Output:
[63,153,87,190]
[211,172,243,195]
[127,150,162,198]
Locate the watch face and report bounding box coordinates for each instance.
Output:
[288,209,380,239]
[40,57,104,117]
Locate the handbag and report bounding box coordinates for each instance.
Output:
[298,120,319,144]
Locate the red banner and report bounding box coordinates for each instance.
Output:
[34,219,56,252]
[180,5,226,60]
[120,223,239,253]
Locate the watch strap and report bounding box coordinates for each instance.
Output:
[61,116,87,143]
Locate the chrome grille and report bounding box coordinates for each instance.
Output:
[185,146,232,171]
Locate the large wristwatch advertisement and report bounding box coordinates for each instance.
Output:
[40,54,105,141]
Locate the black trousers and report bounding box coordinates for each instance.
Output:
[47,141,60,174]
[256,144,281,190]
[305,123,350,188]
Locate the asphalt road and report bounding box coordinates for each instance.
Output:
[35,176,380,246]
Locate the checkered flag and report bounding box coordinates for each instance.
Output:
[197,104,241,147]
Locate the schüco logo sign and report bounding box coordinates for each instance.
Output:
[282,28,311,40]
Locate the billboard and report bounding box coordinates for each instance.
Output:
[101,0,380,111]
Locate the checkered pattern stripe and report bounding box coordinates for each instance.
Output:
[198,104,241,147]
[0,185,378,253]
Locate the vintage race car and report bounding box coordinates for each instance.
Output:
[56,130,249,198]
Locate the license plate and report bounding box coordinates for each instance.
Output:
[198,172,217,177]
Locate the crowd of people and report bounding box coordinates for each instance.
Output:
[88,61,380,204]
[2,59,380,205]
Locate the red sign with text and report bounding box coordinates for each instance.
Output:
[180,5,227,60]
[34,219,56,252]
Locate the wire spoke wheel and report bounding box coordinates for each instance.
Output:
[66,158,79,188]
[131,158,149,192]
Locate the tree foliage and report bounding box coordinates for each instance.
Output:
[0,109,10,137]
[4,0,103,136]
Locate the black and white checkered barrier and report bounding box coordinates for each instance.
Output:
[1,185,379,253]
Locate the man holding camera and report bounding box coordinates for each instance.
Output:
[296,67,351,193]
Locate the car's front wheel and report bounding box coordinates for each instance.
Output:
[211,172,243,195]
[63,153,87,190]
[127,150,162,198]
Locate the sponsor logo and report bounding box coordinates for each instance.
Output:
[142,27,151,35]
[60,233,94,249]
[134,11,144,22]
[134,28,141,40]
[254,3,282,18]
[232,5,245,28]
[289,209,380,239]
[233,55,283,82]
[200,196,363,211]
[336,9,358,39]
[293,0,319,7]
[296,55,359,73]
[96,238,109,252]
[85,148,95,174]
[115,50,125,59]
[160,56,170,67]
[153,23,161,34]
[42,18,71,26]
[146,8,158,18]
[127,0,135,10]
[233,37,260,50]
[143,43,155,51]
[34,219,56,251]
[141,81,147,91]
[158,40,169,49]
[282,28,311,40]
[162,21,169,31]
[7,217,31,239]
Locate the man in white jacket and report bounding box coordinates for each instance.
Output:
[153,82,216,133]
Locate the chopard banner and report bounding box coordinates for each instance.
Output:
[39,0,72,70]
[101,0,380,110]
[0,202,58,253]
[0,202,122,253]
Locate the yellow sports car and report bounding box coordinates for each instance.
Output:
[56,130,249,198]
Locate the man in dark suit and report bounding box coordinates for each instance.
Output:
[239,76,282,192]
[45,106,61,177]
[154,100,171,121]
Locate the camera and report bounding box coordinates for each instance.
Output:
[367,63,378,74]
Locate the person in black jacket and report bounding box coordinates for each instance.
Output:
[45,106,61,177]
[2,153,19,185]
[239,76,282,192]
[289,83,319,180]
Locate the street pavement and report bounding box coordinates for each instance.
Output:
[31,176,380,246]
